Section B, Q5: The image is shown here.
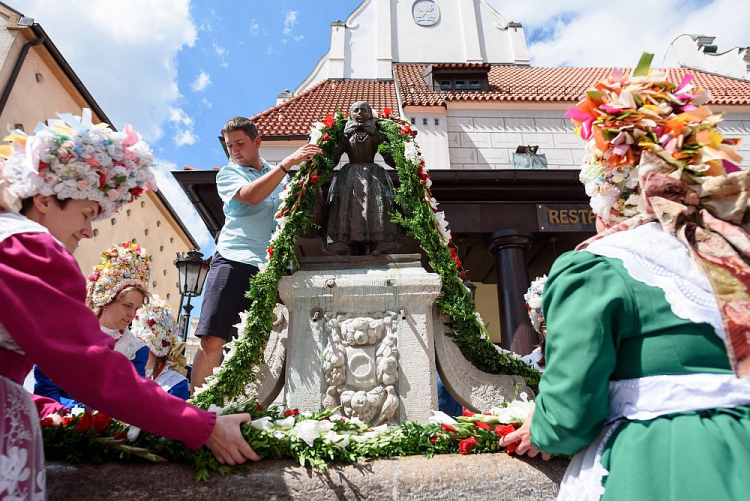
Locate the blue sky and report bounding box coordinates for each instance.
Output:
[13,0,748,316]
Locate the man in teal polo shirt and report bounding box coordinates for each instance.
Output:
[190,117,321,391]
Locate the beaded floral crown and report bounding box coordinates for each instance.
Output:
[86,241,151,308]
[132,295,178,357]
[524,275,547,335]
[0,109,156,219]
[567,53,742,224]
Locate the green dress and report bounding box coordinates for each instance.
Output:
[530,250,750,501]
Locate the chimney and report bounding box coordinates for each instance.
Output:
[276,89,293,105]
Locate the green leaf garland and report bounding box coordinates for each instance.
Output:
[190,111,539,409]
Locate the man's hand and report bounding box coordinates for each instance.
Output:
[499,409,551,460]
[205,413,261,465]
[282,144,323,169]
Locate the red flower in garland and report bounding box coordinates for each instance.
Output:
[284,408,300,417]
[267,246,274,258]
[129,186,145,198]
[310,173,319,185]
[323,133,330,142]
[147,319,156,327]
[92,412,113,433]
[462,409,475,417]
[475,422,492,431]
[430,437,438,443]
[40,417,56,428]
[440,423,457,433]
[458,437,478,454]
[504,440,520,454]
[74,411,93,433]
[323,114,335,128]
[494,424,516,438]
[382,107,392,118]
[257,403,263,412]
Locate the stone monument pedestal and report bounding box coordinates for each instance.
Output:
[279,254,441,425]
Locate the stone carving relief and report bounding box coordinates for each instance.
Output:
[322,311,399,425]
[243,304,288,407]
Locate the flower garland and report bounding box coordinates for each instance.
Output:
[191,109,540,409]
[42,396,536,479]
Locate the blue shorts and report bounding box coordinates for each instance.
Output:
[194,252,258,342]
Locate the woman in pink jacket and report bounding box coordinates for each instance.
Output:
[0,112,258,500]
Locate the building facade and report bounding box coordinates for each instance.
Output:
[176,0,750,353]
[0,2,198,312]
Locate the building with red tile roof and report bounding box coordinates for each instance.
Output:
[178,0,750,352]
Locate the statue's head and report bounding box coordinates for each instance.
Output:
[349,101,373,124]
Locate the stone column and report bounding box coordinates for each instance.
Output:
[486,229,537,355]
[279,255,442,424]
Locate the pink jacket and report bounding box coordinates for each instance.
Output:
[0,232,215,449]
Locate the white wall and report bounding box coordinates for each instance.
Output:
[443,107,750,170]
[664,34,750,80]
[402,108,450,170]
[296,0,529,94]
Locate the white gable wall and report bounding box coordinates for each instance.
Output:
[296,0,529,94]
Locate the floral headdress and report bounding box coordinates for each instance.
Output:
[524,275,547,335]
[0,109,156,219]
[570,53,750,378]
[132,295,178,358]
[567,53,742,224]
[86,242,151,308]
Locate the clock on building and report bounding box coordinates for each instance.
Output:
[412,0,440,27]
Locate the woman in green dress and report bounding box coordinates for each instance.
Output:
[501,65,750,500]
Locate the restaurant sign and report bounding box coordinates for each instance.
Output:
[537,204,596,232]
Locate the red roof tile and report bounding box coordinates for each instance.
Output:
[395,64,750,107]
[250,79,398,138]
[250,65,750,137]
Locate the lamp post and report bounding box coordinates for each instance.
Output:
[174,249,210,342]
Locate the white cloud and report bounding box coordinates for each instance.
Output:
[151,158,213,249]
[173,129,198,147]
[267,45,278,55]
[488,0,750,68]
[201,98,213,109]
[283,11,298,37]
[213,42,229,68]
[190,70,212,92]
[250,19,260,35]
[20,0,197,142]
[169,107,197,146]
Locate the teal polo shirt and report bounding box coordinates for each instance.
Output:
[216,159,287,267]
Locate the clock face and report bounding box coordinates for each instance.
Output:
[412,0,440,27]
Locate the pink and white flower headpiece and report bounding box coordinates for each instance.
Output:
[86,241,151,308]
[132,295,178,357]
[0,109,156,219]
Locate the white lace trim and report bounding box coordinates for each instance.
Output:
[101,325,124,341]
[108,328,146,361]
[608,373,750,422]
[153,367,187,393]
[558,373,750,501]
[584,222,725,341]
[1,376,46,500]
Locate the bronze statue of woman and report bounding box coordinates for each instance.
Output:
[323,101,402,255]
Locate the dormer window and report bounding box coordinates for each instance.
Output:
[421,63,491,92]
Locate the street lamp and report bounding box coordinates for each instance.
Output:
[174,249,210,341]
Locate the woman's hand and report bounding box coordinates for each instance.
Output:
[499,409,551,460]
[205,413,261,465]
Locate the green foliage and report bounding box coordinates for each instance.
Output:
[190,110,539,408]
